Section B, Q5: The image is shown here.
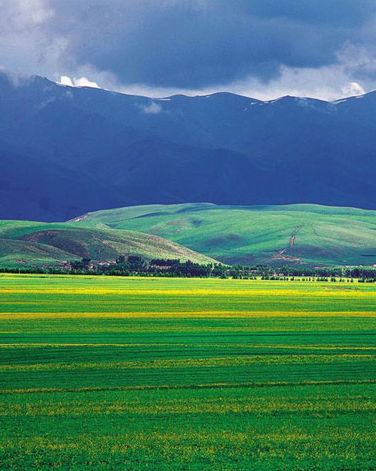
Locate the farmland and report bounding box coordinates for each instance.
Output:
[0,274,376,470]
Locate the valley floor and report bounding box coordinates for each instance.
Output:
[0,275,375,470]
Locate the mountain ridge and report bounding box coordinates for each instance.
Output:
[1,72,376,220]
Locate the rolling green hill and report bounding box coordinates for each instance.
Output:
[72,203,376,266]
[0,220,215,268]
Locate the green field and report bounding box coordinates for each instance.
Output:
[0,274,375,470]
[74,203,376,265]
[0,220,214,268]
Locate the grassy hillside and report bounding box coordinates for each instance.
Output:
[0,220,215,268]
[73,203,376,266]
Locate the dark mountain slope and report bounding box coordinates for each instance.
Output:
[0,145,120,221]
[1,72,376,219]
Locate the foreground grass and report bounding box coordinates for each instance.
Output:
[0,274,375,470]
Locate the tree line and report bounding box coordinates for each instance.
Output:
[1,255,376,281]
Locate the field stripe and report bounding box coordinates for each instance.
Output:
[1,354,374,372]
[0,311,375,319]
[2,343,376,349]
[2,379,376,395]
[1,288,375,297]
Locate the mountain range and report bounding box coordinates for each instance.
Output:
[1,72,375,221]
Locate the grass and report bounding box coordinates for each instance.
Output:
[73,202,376,265]
[0,220,215,268]
[0,274,375,469]
[2,203,375,268]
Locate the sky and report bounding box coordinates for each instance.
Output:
[1,0,376,100]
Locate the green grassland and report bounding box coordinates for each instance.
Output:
[2,203,375,269]
[73,203,376,266]
[0,220,214,268]
[0,274,375,470]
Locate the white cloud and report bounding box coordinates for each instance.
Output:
[0,0,53,32]
[224,65,360,102]
[138,101,163,114]
[341,81,365,96]
[208,44,376,101]
[58,75,99,88]
[59,75,74,87]
[0,0,66,78]
[73,77,99,88]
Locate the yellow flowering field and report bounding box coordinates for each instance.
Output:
[0,274,375,470]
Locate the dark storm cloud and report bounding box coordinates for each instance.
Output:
[1,0,376,92]
[42,0,376,88]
